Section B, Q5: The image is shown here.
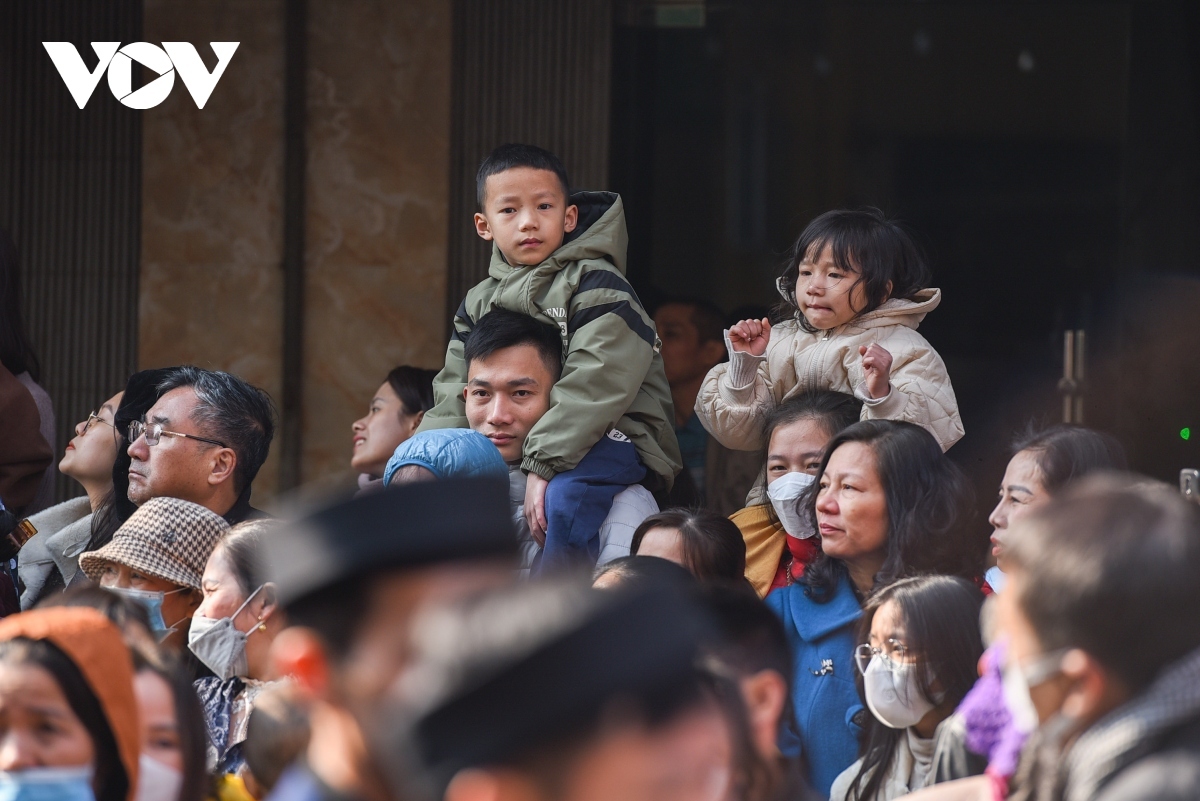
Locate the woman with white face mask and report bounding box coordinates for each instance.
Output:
[131,653,207,801]
[830,576,986,801]
[190,520,287,779]
[730,391,862,597]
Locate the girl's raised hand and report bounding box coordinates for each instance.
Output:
[859,343,894,399]
[728,318,772,357]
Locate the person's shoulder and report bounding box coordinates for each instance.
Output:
[1096,716,1200,801]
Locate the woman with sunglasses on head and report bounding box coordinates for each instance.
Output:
[830,576,986,801]
[16,391,125,609]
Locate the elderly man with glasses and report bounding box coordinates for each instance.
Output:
[127,366,276,524]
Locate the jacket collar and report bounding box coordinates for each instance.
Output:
[789,573,862,641]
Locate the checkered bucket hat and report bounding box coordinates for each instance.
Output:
[79,496,230,590]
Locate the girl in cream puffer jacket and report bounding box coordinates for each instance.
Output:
[697,209,963,453]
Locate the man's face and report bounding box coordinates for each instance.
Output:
[653,304,725,388]
[127,387,222,505]
[474,167,578,267]
[464,345,555,462]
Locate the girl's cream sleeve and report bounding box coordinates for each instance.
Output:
[694,331,788,452]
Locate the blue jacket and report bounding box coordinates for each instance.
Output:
[765,575,864,798]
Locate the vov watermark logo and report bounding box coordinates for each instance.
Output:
[42,42,239,109]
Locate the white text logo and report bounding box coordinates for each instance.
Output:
[42,42,239,109]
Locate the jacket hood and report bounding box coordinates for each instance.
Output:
[384,429,508,485]
[847,287,941,331]
[489,191,628,280]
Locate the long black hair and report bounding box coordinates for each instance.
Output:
[0,227,40,381]
[802,420,980,601]
[776,209,931,334]
[0,638,128,801]
[845,576,984,801]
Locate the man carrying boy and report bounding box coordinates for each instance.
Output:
[419,143,680,571]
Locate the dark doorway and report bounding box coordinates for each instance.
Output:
[610,1,1200,501]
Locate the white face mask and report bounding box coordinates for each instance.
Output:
[188,585,264,681]
[134,755,182,801]
[863,655,937,729]
[767,472,815,538]
[1001,647,1068,734]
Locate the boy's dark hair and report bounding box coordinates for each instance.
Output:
[848,576,984,801]
[699,584,791,681]
[157,366,277,493]
[657,297,726,346]
[1010,424,1127,495]
[1007,474,1200,691]
[631,509,747,584]
[803,420,981,601]
[476,143,571,208]
[777,208,931,334]
[463,309,563,382]
[386,366,437,417]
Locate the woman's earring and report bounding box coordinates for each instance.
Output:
[257,618,267,632]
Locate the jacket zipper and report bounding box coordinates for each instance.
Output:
[804,328,833,393]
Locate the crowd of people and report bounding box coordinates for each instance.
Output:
[0,144,1197,801]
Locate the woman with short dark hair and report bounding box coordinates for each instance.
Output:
[351,366,437,491]
[766,420,979,796]
[631,508,747,584]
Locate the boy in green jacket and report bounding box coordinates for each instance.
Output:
[419,144,681,571]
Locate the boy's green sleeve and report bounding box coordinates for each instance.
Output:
[520,270,655,481]
[416,300,474,432]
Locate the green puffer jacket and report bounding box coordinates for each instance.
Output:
[420,191,682,491]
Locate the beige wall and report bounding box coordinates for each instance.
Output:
[140,0,453,502]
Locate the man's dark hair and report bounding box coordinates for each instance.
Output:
[158,366,276,494]
[1010,424,1127,495]
[803,420,981,601]
[1007,474,1200,691]
[476,143,571,208]
[631,509,747,585]
[657,297,727,346]
[463,309,563,382]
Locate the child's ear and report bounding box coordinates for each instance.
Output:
[474,212,494,241]
[563,204,578,233]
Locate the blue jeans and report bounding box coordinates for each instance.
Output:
[535,430,647,573]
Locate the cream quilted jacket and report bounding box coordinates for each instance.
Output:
[695,288,964,452]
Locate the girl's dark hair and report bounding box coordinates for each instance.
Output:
[631,509,746,584]
[386,365,437,417]
[132,651,208,801]
[758,391,863,506]
[803,421,981,601]
[846,576,985,801]
[0,638,128,801]
[1010,424,1127,495]
[776,208,931,334]
[0,227,41,381]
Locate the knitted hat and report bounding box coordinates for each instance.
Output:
[78,496,229,589]
[0,607,140,801]
[383,429,507,486]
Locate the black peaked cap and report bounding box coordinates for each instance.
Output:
[415,584,711,784]
[266,476,515,606]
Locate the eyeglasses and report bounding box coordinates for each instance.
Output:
[855,639,911,674]
[128,419,228,449]
[82,411,117,436]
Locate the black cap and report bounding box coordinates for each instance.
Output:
[412,583,711,787]
[266,476,516,606]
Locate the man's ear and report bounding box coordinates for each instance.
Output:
[563,204,578,233]
[271,627,332,699]
[742,670,789,759]
[474,212,494,242]
[208,447,237,487]
[1060,648,1128,726]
